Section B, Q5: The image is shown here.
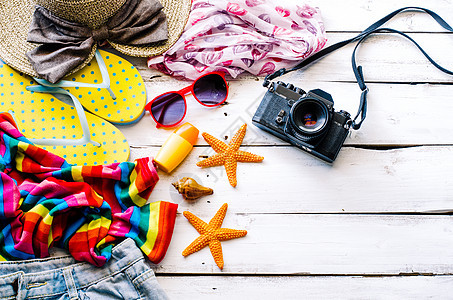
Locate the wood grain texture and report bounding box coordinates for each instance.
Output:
[120,0,453,297]
[133,146,453,213]
[316,0,453,32]
[157,276,453,299]
[135,32,453,83]
[122,82,453,146]
[153,214,453,275]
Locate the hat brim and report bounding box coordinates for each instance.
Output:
[0,0,191,78]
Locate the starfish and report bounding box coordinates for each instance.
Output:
[182,203,247,270]
[196,123,264,187]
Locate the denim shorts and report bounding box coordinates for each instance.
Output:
[0,238,168,300]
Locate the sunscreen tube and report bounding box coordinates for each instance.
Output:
[154,123,199,173]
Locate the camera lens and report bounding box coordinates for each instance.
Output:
[290,99,329,135]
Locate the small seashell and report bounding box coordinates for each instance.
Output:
[172,177,213,201]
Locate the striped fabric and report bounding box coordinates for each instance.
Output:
[0,113,177,266]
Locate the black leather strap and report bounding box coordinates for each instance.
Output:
[262,7,453,130]
[350,27,453,129]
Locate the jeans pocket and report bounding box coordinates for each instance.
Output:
[128,263,168,300]
[78,271,141,300]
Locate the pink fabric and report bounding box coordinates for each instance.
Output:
[148,0,327,80]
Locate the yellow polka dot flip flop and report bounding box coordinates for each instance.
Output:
[0,60,130,166]
[34,50,146,125]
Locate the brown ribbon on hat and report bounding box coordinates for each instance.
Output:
[26,0,168,83]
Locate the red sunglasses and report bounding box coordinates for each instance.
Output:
[145,71,229,128]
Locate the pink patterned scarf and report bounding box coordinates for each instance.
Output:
[148,0,327,80]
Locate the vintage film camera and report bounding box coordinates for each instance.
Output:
[252,81,352,163]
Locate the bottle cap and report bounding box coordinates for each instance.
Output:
[154,122,199,173]
[174,123,199,145]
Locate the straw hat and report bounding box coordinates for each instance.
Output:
[0,0,191,78]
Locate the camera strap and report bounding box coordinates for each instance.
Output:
[263,7,453,130]
[350,27,453,129]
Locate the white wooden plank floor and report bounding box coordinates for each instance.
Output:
[121,0,453,298]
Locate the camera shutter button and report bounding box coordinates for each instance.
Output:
[339,110,351,118]
[275,110,286,124]
[295,88,305,95]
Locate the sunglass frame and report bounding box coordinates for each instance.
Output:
[145,71,229,128]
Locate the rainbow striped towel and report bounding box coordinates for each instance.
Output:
[0,113,177,266]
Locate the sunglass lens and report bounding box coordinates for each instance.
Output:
[193,74,227,106]
[150,93,185,126]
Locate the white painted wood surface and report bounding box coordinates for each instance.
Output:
[155,214,453,275]
[121,0,453,298]
[157,276,453,299]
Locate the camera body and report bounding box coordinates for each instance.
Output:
[252,81,352,163]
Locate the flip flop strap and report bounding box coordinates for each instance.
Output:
[23,85,101,147]
[33,50,117,100]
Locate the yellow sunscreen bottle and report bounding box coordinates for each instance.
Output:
[154,123,199,173]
